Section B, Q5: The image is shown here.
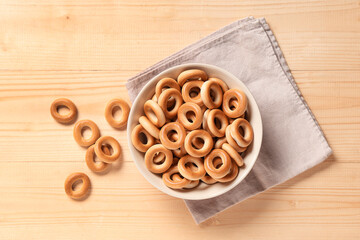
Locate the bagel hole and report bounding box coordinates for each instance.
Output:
[57,105,70,115]
[170,173,182,181]
[189,87,200,98]
[186,111,196,123]
[214,117,222,129]
[186,162,198,171]
[153,152,165,165]
[167,130,178,142]
[111,105,123,121]
[103,144,113,155]
[236,126,245,136]
[191,137,204,150]
[229,98,238,111]
[210,89,216,101]
[167,97,176,111]
[213,157,223,169]
[72,179,83,191]
[139,132,148,144]
[81,126,92,140]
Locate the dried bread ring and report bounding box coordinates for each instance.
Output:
[162,165,191,189]
[200,80,223,109]
[207,109,229,137]
[155,78,180,99]
[208,77,228,92]
[158,88,183,119]
[184,130,213,157]
[159,122,186,150]
[145,144,173,173]
[222,143,244,167]
[50,98,78,124]
[64,172,91,200]
[204,149,232,179]
[181,80,204,106]
[222,89,247,118]
[73,120,100,147]
[225,125,247,152]
[144,100,166,127]
[131,124,155,152]
[94,136,121,163]
[177,69,208,86]
[139,116,160,139]
[177,102,202,130]
[85,145,111,173]
[104,98,130,129]
[178,155,206,180]
[230,118,254,148]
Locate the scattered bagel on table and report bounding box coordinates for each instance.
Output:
[51,97,130,200]
[131,69,254,190]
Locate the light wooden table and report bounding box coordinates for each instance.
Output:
[0,0,359,239]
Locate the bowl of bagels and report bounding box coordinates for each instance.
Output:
[127,63,262,200]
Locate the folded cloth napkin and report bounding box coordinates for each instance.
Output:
[126,16,332,224]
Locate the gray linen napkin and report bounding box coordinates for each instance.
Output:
[126,16,332,224]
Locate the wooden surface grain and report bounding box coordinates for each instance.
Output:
[0,0,359,239]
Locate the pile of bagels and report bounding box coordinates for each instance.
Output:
[131,69,254,190]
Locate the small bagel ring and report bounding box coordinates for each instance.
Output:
[105,98,130,129]
[160,122,186,150]
[177,102,203,130]
[222,89,248,118]
[208,77,228,92]
[145,144,173,174]
[200,80,223,109]
[214,160,239,183]
[73,120,100,147]
[172,174,200,189]
[204,149,232,179]
[153,152,166,164]
[207,109,229,137]
[214,137,227,149]
[50,98,78,124]
[178,155,206,180]
[94,136,121,163]
[230,118,254,148]
[131,124,155,152]
[222,143,244,167]
[184,130,213,157]
[155,77,181,99]
[177,69,208,86]
[192,137,205,149]
[144,100,166,127]
[158,88,183,119]
[181,80,204,106]
[162,165,191,189]
[64,172,91,200]
[85,145,111,173]
[225,125,247,152]
[139,116,160,139]
[201,174,217,185]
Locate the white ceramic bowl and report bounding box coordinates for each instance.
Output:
[127,63,262,200]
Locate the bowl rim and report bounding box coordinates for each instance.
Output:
[127,63,263,200]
